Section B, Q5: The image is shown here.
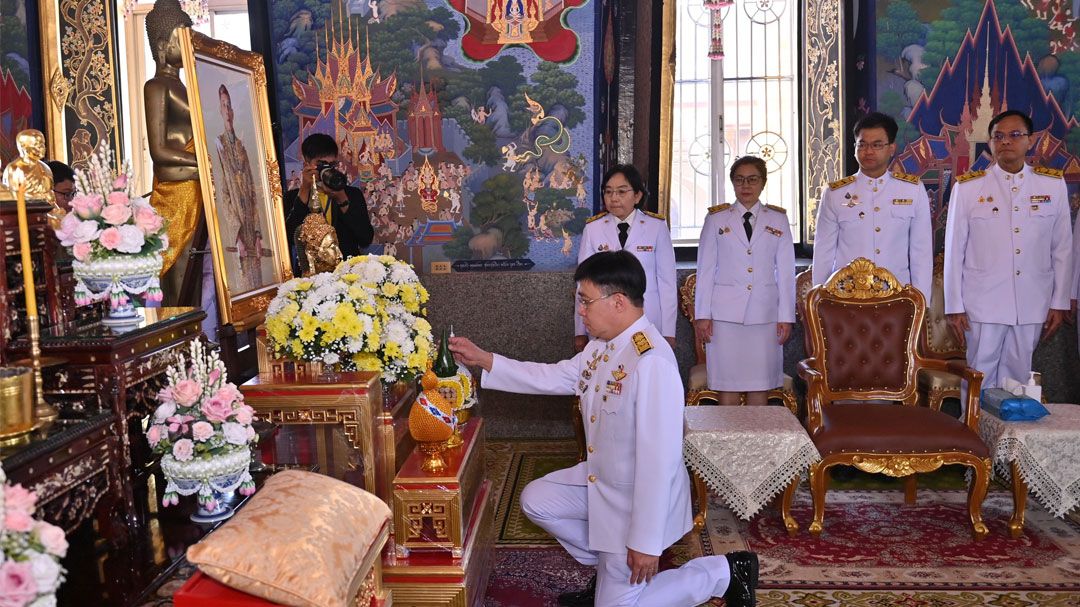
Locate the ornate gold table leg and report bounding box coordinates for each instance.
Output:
[808,463,826,537]
[1009,461,1028,539]
[781,474,799,537]
[692,470,708,531]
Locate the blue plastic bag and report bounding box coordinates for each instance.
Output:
[981,388,1050,421]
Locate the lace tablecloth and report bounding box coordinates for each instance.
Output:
[978,402,1080,518]
[683,406,820,520]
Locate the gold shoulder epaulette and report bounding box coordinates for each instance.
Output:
[956,170,986,183]
[891,171,920,184]
[1033,166,1064,179]
[632,332,652,355]
[828,175,857,190]
[642,210,666,221]
[764,204,786,214]
[586,211,609,224]
[707,203,731,214]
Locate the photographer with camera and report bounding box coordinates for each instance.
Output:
[284,133,374,275]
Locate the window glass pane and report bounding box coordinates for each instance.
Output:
[670,0,800,244]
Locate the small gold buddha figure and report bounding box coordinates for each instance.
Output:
[295,174,342,276]
[144,0,200,284]
[1,130,65,229]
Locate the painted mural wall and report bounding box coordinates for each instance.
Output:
[860,0,1080,248]
[266,0,600,273]
[0,0,39,163]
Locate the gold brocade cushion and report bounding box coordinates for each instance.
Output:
[186,470,391,607]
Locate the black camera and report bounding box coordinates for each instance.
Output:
[315,160,347,192]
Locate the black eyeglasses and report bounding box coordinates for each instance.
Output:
[52,189,75,202]
[990,131,1030,142]
[854,141,892,151]
[731,176,763,186]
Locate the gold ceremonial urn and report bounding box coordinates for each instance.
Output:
[0,367,36,446]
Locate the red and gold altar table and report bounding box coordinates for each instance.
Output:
[383,418,494,606]
[239,371,415,508]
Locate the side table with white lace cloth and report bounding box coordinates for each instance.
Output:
[683,405,821,537]
[977,402,1080,538]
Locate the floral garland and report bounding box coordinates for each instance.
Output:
[0,468,68,607]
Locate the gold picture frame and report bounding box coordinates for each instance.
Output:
[178,28,291,329]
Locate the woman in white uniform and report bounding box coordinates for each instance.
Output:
[575,164,677,352]
[694,156,796,405]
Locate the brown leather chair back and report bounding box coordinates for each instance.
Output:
[919,253,965,359]
[803,258,925,403]
[680,273,705,364]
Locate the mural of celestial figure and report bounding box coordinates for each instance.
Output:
[214,84,263,293]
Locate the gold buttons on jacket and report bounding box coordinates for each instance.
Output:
[747,267,753,273]
[1016,270,1021,276]
[874,206,880,212]
[746,249,752,255]
[1014,206,1019,212]
[875,248,881,254]
[588,475,597,482]
[746,285,753,291]
[588,446,595,453]
[875,227,881,232]
[1015,249,1021,254]
[590,415,596,423]
[1014,228,1020,233]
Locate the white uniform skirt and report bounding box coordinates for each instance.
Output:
[704,320,783,391]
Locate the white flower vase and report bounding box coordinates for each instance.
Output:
[160,448,254,523]
[72,252,164,329]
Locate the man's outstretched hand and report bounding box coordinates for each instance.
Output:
[448,336,494,372]
[627,548,659,585]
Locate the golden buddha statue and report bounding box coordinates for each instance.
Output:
[295,174,342,276]
[144,0,200,283]
[1,130,66,229]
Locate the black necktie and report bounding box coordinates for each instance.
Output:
[743,211,753,241]
[617,222,629,249]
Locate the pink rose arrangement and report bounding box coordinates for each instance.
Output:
[54,143,166,307]
[147,339,257,509]
[0,473,68,607]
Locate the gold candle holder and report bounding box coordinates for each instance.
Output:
[0,367,36,446]
[10,169,59,426]
[417,440,449,474]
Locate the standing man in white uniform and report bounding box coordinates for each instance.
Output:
[450,251,759,607]
[576,164,677,352]
[812,112,933,300]
[945,110,1074,391]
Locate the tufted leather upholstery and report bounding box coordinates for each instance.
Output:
[817,299,915,392]
[813,404,990,458]
[920,253,965,359]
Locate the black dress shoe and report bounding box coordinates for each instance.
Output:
[558,573,596,606]
[723,551,758,607]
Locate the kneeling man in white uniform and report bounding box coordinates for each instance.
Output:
[450,251,758,607]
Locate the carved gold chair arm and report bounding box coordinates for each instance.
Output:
[687,390,724,407]
[797,358,825,433]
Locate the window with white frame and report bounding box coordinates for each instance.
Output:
[118,0,251,195]
[670,0,801,245]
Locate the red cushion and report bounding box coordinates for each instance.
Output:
[812,403,989,458]
[174,571,283,607]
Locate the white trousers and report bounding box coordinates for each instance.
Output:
[521,477,731,607]
[964,322,1041,391]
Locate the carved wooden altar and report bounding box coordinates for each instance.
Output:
[239,371,416,508]
[0,199,66,361]
[383,418,494,607]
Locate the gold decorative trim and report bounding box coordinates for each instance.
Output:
[178,28,291,328]
[802,0,843,242]
[823,257,903,298]
[656,0,676,219]
[38,0,125,169]
[851,454,944,477]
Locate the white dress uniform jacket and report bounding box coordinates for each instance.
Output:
[695,203,796,325]
[576,210,678,338]
[482,315,692,556]
[813,170,933,298]
[944,164,1074,324]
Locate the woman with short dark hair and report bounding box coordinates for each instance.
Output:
[694,156,795,405]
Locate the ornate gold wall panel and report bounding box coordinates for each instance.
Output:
[38,0,124,171]
[801,0,843,243]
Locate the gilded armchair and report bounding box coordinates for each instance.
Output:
[679,272,797,412]
[798,258,991,541]
[795,267,815,357]
[917,253,965,411]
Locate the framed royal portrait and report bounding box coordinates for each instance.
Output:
[178,28,291,328]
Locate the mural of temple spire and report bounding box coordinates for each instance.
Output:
[893,0,1080,240]
[449,0,586,62]
[408,66,444,155]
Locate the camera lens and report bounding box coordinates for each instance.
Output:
[316,161,347,191]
